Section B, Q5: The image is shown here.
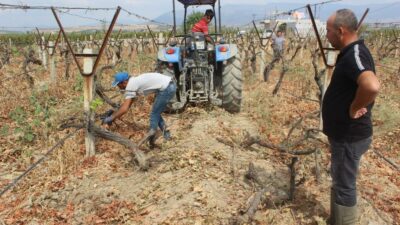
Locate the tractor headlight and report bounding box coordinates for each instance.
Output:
[195,41,205,50]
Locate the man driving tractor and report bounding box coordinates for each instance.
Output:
[192,9,214,43]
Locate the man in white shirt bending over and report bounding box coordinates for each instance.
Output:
[103,72,176,147]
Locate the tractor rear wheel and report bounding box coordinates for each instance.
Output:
[221,55,242,113]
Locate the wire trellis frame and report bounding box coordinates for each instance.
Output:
[51,6,121,76]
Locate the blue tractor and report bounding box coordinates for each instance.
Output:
[157,0,243,113]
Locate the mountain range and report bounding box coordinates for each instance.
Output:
[0,2,398,32]
[153,2,400,27]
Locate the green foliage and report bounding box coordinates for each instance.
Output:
[116,61,129,72]
[29,91,53,120]
[78,95,84,102]
[0,32,36,45]
[11,46,21,57]
[23,148,34,158]
[23,132,35,142]
[221,27,240,34]
[8,90,54,143]
[30,95,43,116]
[9,106,27,126]
[1,124,9,136]
[90,98,104,110]
[278,23,287,32]
[184,12,204,33]
[375,99,400,134]
[1,29,172,46]
[74,75,83,91]
[9,106,35,143]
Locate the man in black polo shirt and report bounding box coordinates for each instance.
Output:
[323,9,380,225]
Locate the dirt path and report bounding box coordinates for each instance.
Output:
[19,107,392,225]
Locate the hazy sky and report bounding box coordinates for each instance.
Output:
[0,0,399,28]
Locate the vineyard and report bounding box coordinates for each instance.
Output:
[0,1,400,225]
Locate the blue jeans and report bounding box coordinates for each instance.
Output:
[149,82,176,131]
[329,136,372,206]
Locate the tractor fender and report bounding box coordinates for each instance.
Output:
[215,44,238,62]
[157,47,181,63]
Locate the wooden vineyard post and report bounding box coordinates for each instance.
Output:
[51,6,121,158]
[300,38,304,58]
[83,48,96,157]
[37,39,42,61]
[9,38,12,49]
[138,36,143,73]
[112,40,117,65]
[138,36,142,53]
[48,41,56,83]
[158,32,165,51]
[41,36,48,70]
[320,48,336,130]
[319,67,333,129]
[259,48,265,80]
[89,35,93,49]
[395,38,400,58]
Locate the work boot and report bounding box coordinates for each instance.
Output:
[147,129,156,149]
[163,130,171,140]
[332,203,357,225]
[160,125,171,141]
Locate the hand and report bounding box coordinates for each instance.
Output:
[102,116,113,125]
[349,107,367,119]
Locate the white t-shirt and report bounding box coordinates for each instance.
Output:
[125,73,172,99]
[272,35,285,51]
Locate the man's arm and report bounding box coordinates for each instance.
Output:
[110,98,134,121]
[202,25,213,43]
[205,35,213,44]
[349,70,380,119]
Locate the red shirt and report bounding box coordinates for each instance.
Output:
[191,17,209,35]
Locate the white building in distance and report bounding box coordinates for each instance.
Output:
[260,14,326,38]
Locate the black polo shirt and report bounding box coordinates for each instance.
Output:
[322,40,375,142]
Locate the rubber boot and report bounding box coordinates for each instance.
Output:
[333,203,357,225]
[329,189,335,225]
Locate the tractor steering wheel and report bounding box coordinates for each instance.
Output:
[204,34,215,45]
[176,34,192,46]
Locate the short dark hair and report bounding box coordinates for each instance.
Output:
[205,9,214,19]
[334,9,358,32]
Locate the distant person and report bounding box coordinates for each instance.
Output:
[103,72,176,148]
[272,30,285,57]
[192,9,214,43]
[323,9,380,225]
[263,30,286,82]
